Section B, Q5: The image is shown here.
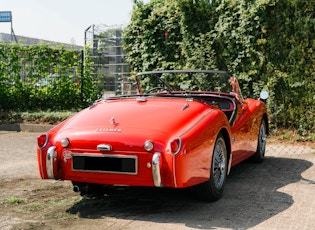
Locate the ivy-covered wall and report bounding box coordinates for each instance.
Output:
[0,43,101,111]
[124,0,315,132]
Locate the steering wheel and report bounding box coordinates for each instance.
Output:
[146,87,171,94]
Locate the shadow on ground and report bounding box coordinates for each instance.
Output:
[67,157,313,229]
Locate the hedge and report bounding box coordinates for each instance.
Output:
[0,43,101,111]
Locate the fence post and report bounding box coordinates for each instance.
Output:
[115,30,122,95]
[80,49,84,101]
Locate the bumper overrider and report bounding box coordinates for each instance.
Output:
[152,152,162,186]
[45,146,58,179]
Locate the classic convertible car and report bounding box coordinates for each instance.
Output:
[37,70,268,201]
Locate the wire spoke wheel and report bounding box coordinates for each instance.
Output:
[195,134,227,202]
[212,139,227,190]
[258,122,267,155]
[252,120,267,163]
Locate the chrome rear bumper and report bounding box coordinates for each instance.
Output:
[44,147,163,187]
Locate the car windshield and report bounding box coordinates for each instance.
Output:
[135,70,242,97]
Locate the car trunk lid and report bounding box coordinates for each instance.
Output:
[54,97,214,151]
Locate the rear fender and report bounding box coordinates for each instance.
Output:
[37,135,62,180]
[173,110,231,188]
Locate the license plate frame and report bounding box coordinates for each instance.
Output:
[72,154,138,175]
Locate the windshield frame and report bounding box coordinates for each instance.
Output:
[135,70,243,100]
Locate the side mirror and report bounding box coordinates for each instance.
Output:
[260,91,269,100]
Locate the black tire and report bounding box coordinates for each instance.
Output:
[251,119,267,163]
[195,134,227,202]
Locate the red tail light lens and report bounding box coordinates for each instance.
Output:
[37,133,48,148]
[170,138,182,155]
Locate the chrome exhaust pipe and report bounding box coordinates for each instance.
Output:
[73,185,80,193]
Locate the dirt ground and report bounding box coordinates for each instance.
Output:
[0,131,314,230]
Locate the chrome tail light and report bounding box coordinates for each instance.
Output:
[37,133,48,149]
[144,140,154,152]
[170,138,182,155]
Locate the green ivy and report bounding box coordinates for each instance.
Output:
[124,0,315,132]
[0,43,101,111]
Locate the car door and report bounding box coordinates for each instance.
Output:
[230,99,258,166]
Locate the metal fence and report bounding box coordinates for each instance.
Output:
[85,25,134,96]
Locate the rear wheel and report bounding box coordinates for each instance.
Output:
[196,134,227,202]
[251,120,267,163]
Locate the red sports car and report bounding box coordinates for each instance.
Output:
[37,70,268,201]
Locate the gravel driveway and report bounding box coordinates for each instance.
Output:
[0,131,314,230]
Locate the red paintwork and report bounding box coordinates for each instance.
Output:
[36,72,268,190]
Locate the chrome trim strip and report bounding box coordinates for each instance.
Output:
[46,146,57,179]
[172,154,177,187]
[172,138,182,155]
[229,98,237,124]
[227,153,232,175]
[181,103,189,111]
[38,133,49,149]
[152,152,162,187]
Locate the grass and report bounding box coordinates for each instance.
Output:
[4,197,27,205]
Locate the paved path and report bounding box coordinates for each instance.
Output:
[0,131,314,230]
